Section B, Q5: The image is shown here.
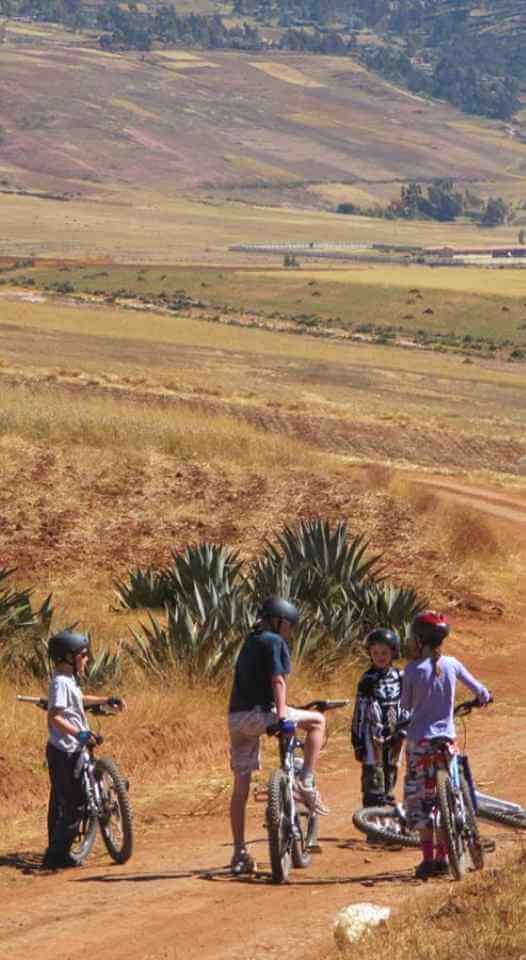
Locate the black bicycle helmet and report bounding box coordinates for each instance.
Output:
[365,627,400,658]
[48,630,89,663]
[260,595,300,626]
[411,611,450,648]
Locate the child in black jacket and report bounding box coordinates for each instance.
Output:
[351,628,409,807]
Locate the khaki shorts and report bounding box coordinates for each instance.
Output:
[228,706,317,775]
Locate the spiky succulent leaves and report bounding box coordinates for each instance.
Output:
[86,643,125,688]
[113,567,173,610]
[0,567,35,636]
[128,612,177,680]
[167,543,245,606]
[259,520,383,609]
[348,581,426,652]
[0,569,54,678]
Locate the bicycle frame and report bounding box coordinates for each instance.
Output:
[277,729,305,839]
[74,748,102,819]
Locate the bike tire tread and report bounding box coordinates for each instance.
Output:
[267,769,290,884]
[96,756,133,865]
[352,806,420,848]
[436,768,465,881]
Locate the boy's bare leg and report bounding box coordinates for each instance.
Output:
[230,771,251,851]
[297,712,325,776]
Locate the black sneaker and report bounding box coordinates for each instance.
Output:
[415,860,435,880]
[433,860,450,877]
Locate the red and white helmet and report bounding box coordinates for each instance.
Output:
[410,611,450,648]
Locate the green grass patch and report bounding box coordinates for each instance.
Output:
[7,263,526,348]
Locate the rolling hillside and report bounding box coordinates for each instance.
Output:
[1,20,525,208]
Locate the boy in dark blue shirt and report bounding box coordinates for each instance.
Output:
[228,596,327,875]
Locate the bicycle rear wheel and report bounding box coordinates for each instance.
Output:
[436,769,466,881]
[96,757,133,864]
[460,774,484,870]
[267,769,292,883]
[352,806,420,848]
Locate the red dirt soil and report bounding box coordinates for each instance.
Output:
[0,480,524,960]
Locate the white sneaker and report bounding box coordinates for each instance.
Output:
[230,850,256,876]
[293,780,330,815]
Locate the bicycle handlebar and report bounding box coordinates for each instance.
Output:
[266,698,350,736]
[16,696,115,717]
[454,695,493,717]
[297,698,351,713]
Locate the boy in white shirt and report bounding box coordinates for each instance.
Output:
[44,630,126,869]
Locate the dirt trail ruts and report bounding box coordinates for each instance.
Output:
[416,476,526,528]
[0,479,525,960]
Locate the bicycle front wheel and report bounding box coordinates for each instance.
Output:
[477,797,526,829]
[96,757,133,864]
[352,806,420,848]
[267,769,292,883]
[460,774,484,870]
[69,808,98,865]
[436,769,466,880]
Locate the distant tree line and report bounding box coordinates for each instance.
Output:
[96,4,262,51]
[1,0,522,119]
[337,180,512,226]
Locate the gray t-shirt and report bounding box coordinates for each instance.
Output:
[47,673,87,754]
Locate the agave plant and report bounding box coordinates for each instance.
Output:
[129,603,245,683]
[166,543,246,606]
[113,566,174,610]
[348,581,426,652]
[86,642,125,688]
[0,567,35,635]
[0,569,54,678]
[255,520,383,610]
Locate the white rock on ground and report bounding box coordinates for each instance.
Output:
[333,902,391,951]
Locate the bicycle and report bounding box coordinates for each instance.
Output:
[353,697,489,879]
[265,698,349,884]
[18,695,133,866]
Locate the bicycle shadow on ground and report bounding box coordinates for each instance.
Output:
[0,851,45,875]
[75,866,233,884]
[203,866,421,887]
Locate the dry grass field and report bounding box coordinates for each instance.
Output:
[1,293,525,452]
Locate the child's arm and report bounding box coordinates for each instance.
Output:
[82,694,127,711]
[399,667,413,714]
[455,660,490,703]
[271,674,287,721]
[48,707,83,739]
[351,675,369,760]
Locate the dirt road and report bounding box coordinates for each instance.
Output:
[0,477,524,960]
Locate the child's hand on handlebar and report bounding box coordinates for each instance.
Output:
[77,729,98,747]
[278,718,296,735]
[107,696,127,712]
